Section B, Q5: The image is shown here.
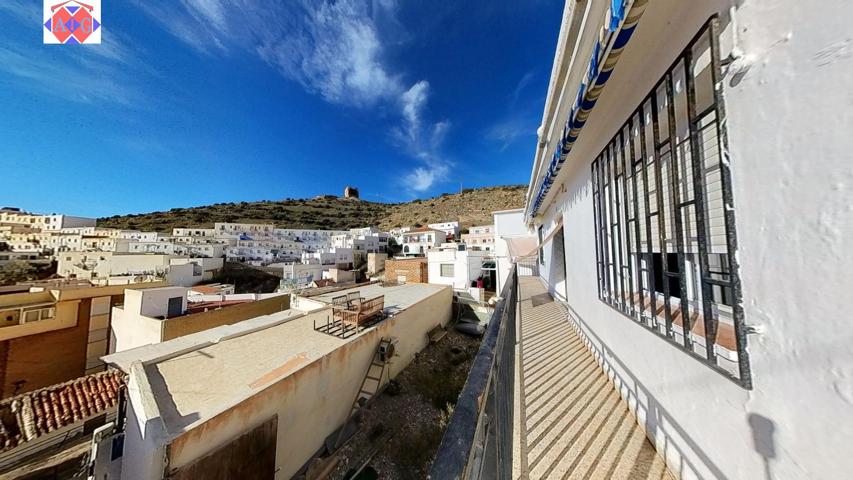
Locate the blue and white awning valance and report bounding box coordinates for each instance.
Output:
[529,0,648,218]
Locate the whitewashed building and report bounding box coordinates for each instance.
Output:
[427,245,489,291]
[461,224,496,251]
[427,221,460,239]
[401,228,447,256]
[0,210,95,231]
[214,222,275,236]
[515,0,853,478]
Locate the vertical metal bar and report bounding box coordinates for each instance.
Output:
[664,71,693,351]
[628,116,645,323]
[610,143,626,310]
[684,31,718,364]
[709,16,752,388]
[589,159,601,299]
[650,87,674,338]
[591,158,604,300]
[639,101,658,328]
[600,157,611,302]
[619,129,635,315]
[605,148,618,306]
[597,157,611,302]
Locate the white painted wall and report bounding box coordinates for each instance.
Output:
[528,1,853,479]
[493,209,528,294]
[427,249,487,290]
[111,304,163,353]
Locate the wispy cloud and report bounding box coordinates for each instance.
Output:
[394,81,451,192]
[0,2,152,107]
[0,41,137,106]
[485,117,533,152]
[509,70,536,107]
[0,0,38,25]
[138,0,451,192]
[484,71,540,151]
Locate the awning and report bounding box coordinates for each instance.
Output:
[503,235,538,260]
[529,0,649,219]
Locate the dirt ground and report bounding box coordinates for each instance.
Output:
[329,328,482,480]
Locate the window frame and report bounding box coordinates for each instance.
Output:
[440,264,455,278]
[590,17,751,389]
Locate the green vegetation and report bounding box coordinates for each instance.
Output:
[215,262,281,293]
[97,185,526,233]
[0,260,56,286]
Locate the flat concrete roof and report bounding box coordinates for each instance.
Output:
[110,283,445,436]
[309,282,444,316]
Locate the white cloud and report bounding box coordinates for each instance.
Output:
[400,81,429,143]
[405,167,445,192]
[509,70,536,107]
[393,82,452,192]
[250,0,401,107]
[139,0,452,192]
[182,0,228,31]
[0,24,147,106]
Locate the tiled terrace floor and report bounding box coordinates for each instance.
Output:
[515,276,674,480]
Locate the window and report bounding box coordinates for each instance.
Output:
[590,18,751,388]
[440,264,455,277]
[537,226,544,265]
[21,307,55,323]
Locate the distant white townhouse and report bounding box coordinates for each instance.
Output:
[215,222,275,236]
[401,228,447,256]
[0,210,95,231]
[172,228,216,237]
[428,221,460,239]
[461,224,496,251]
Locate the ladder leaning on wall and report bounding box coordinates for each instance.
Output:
[333,337,396,450]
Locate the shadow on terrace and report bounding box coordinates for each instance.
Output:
[430,265,674,480]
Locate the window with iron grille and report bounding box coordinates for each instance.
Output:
[440,264,455,277]
[590,18,752,388]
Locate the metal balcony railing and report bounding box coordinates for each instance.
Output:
[430,265,518,480]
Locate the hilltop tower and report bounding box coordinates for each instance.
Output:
[344,186,360,200]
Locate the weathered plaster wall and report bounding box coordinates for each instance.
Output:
[166,286,452,480]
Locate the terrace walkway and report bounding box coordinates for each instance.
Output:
[515,276,673,480]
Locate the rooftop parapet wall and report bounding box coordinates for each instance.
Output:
[155,285,451,480]
[162,294,290,341]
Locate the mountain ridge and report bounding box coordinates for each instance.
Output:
[97,185,526,233]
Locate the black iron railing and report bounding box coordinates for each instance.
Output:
[590,17,752,388]
[429,266,518,480]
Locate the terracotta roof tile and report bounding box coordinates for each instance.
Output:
[403,227,440,234]
[0,370,125,453]
[191,285,222,294]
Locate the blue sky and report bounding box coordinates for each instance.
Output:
[0,0,563,217]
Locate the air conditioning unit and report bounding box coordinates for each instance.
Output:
[379,338,398,362]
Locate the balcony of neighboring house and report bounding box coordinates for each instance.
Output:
[431,264,674,480]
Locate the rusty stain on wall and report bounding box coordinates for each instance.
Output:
[166,287,452,479]
[248,352,310,389]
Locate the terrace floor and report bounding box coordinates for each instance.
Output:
[514,276,674,480]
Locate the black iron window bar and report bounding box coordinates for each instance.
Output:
[591,17,752,389]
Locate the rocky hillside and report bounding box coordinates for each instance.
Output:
[97,185,526,233]
[376,186,524,230]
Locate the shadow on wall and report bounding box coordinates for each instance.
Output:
[748,413,777,480]
[563,303,776,480]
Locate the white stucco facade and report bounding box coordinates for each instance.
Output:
[525,1,853,479]
[427,247,488,291]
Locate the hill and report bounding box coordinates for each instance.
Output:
[97,185,526,233]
